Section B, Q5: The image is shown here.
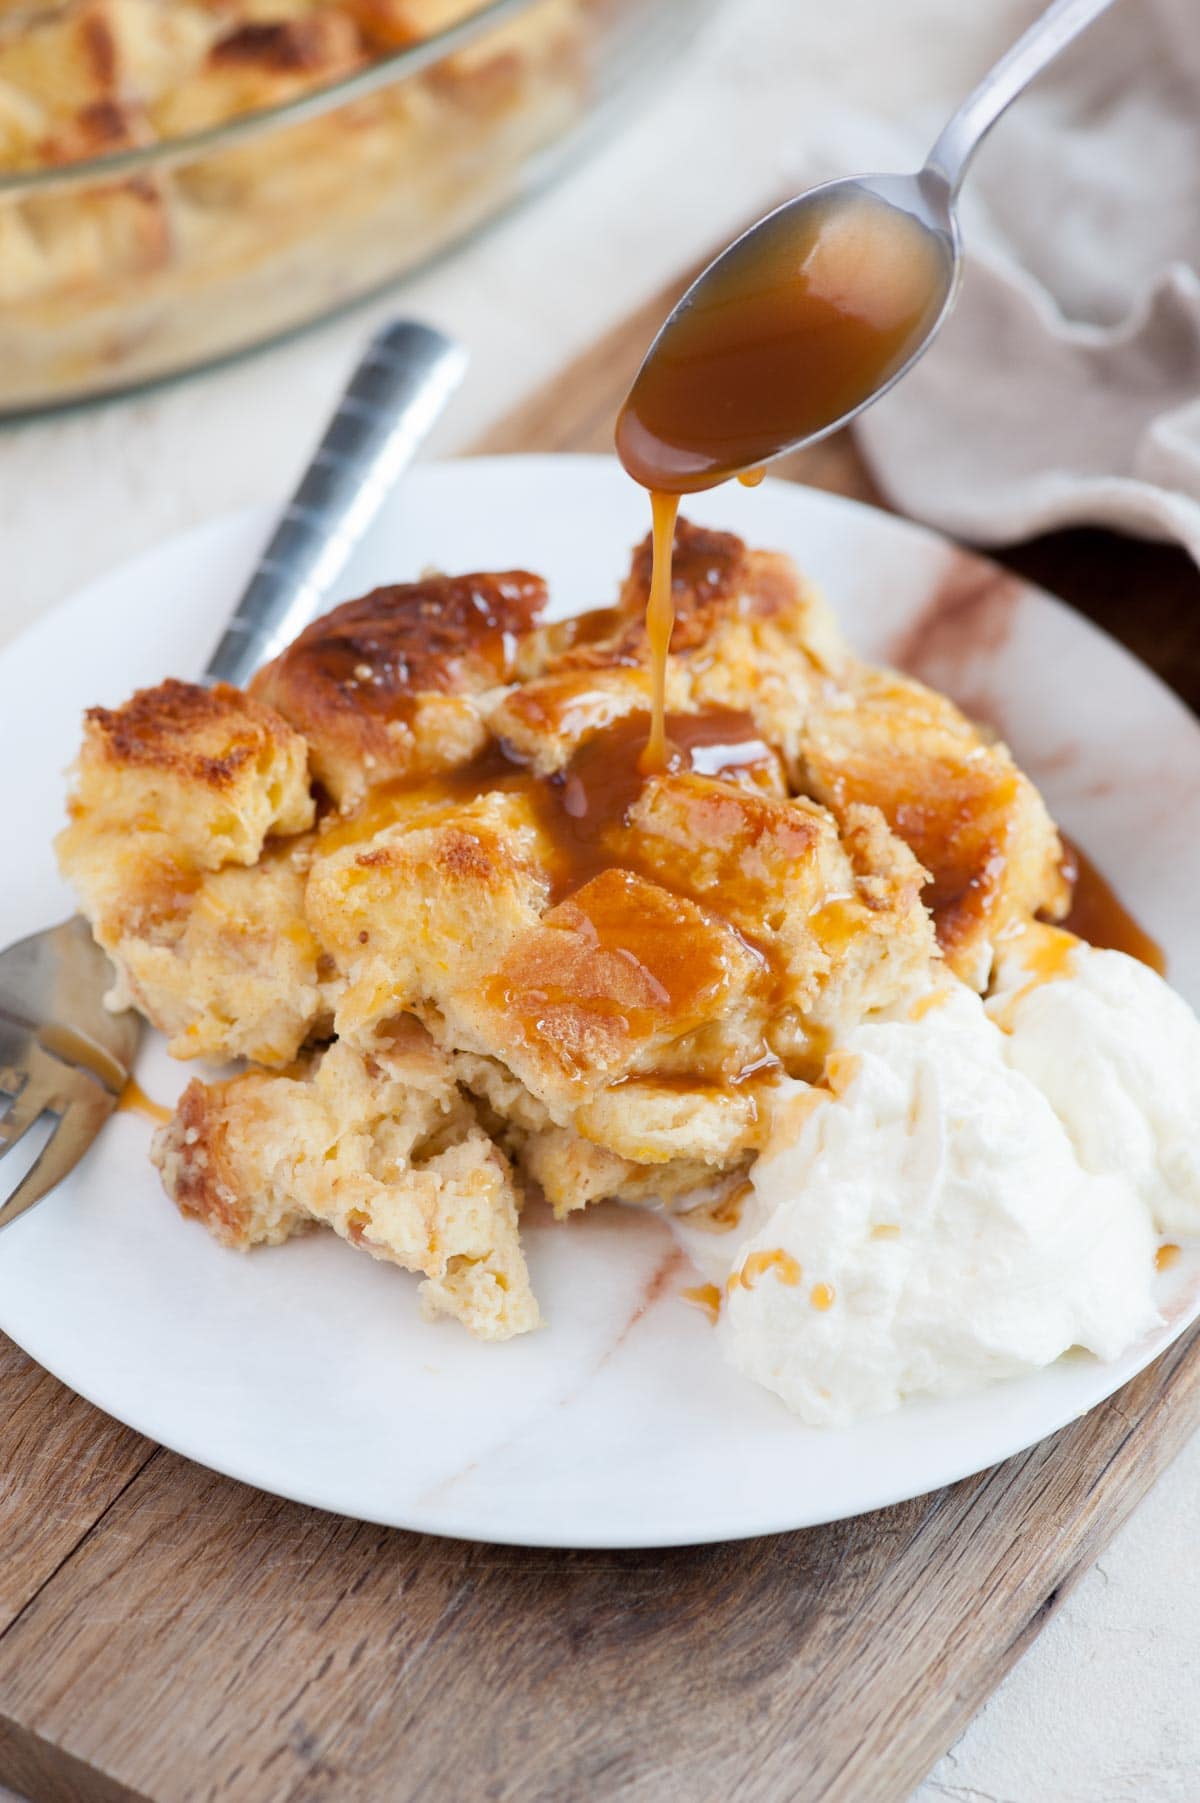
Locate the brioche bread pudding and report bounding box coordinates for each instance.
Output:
[0,0,582,405]
[57,519,1200,1423]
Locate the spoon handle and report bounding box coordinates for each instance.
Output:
[204,320,467,689]
[925,0,1119,196]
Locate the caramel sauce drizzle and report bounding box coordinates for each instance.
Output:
[682,1282,722,1323]
[640,490,681,774]
[729,1247,803,1293]
[117,1078,172,1125]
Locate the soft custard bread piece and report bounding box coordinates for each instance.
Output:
[149,10,368,211]
[57,678,321,1064]
[621,775,936,1066]
[0,77,47,168]
[0,0,215,124]
[489,520,848,776]
[344,0,487,47]
[310,804,769,1119]
[94,838,336,1066]
[472,867,771,1109]
[60,677,313,870]
[307,787,554,1044]
[251,571,550,807]
[454,1050,760,1217]
[798,663,1068,987]
[153,1027,539,1340]
[149,12,363,140]
[307,766,935,1183]
[31,97,175,285]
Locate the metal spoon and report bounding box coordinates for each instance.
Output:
[617,0,1119,491]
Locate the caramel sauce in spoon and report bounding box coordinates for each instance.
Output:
[616,188,951,767]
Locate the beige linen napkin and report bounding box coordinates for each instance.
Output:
[848,0,1200,563]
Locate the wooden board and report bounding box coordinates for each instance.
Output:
[2,261,1199,1803]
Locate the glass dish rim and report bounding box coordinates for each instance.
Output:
[0,0,541,198]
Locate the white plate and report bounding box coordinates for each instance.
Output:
[2,454,1198,1549]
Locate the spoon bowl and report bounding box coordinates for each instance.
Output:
[616,170,959,494]
[616,0,1118,495]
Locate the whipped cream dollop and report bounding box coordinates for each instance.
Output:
[671,936,1200,1428]
[987,932,1200,1238]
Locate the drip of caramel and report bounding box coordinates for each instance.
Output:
[682,1283,722,1323]
[117,1078,172,1125]
[640,490,681,773]
[731,1248,803,1292]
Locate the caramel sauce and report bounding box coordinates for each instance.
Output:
[1058,839,1166,975]
[1018,922,1079,985]
[325,706,802,1080]
[616,191,949,496]
[640,490,680,773]
[682,1282,722,1323]
[809,1282,836,1311]
[268,571,547,717]
[321,705,777,909]
[731,1247,803,1292]
[1156,1243,1180,1272]
[823,1049,861,1097]
[485,864,745,1053]
[117,1078,172,1126]
[616,187,949,791]
[675,1177,753,1235]
[908,987,951,1022]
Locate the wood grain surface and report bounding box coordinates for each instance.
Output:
[2,258,1199,1803]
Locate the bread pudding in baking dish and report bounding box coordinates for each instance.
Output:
[57,517,1074,1344]
[0,0,584,404]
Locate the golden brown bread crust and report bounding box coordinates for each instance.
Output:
[61,676,313,871]
[250,570,548,805]
[83,677,299,787]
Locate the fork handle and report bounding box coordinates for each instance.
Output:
[203,320,468,689]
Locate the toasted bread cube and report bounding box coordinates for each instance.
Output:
[250,571,548,807]
[463,867,770,1114]
[62,678,313,873]
[306,788,553,1044]
[87,839,336,1066]
[799,665,1067,986]
[622,774,936,1067]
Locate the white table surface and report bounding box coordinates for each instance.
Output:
[1,2,1196,1798]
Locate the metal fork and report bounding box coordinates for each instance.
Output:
[0,319,467,1230]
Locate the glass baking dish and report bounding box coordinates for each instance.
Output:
[0,0,717,414]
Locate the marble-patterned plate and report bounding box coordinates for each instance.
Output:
[2,455,1198,1549]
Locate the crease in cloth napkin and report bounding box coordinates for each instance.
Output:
[818,0,1200,565]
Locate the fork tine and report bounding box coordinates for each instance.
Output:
[0,1091,112,1229]
[0,1073,57,1159]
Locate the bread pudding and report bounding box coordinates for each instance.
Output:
[57,517,1074,1342]
[0,0,584,405]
